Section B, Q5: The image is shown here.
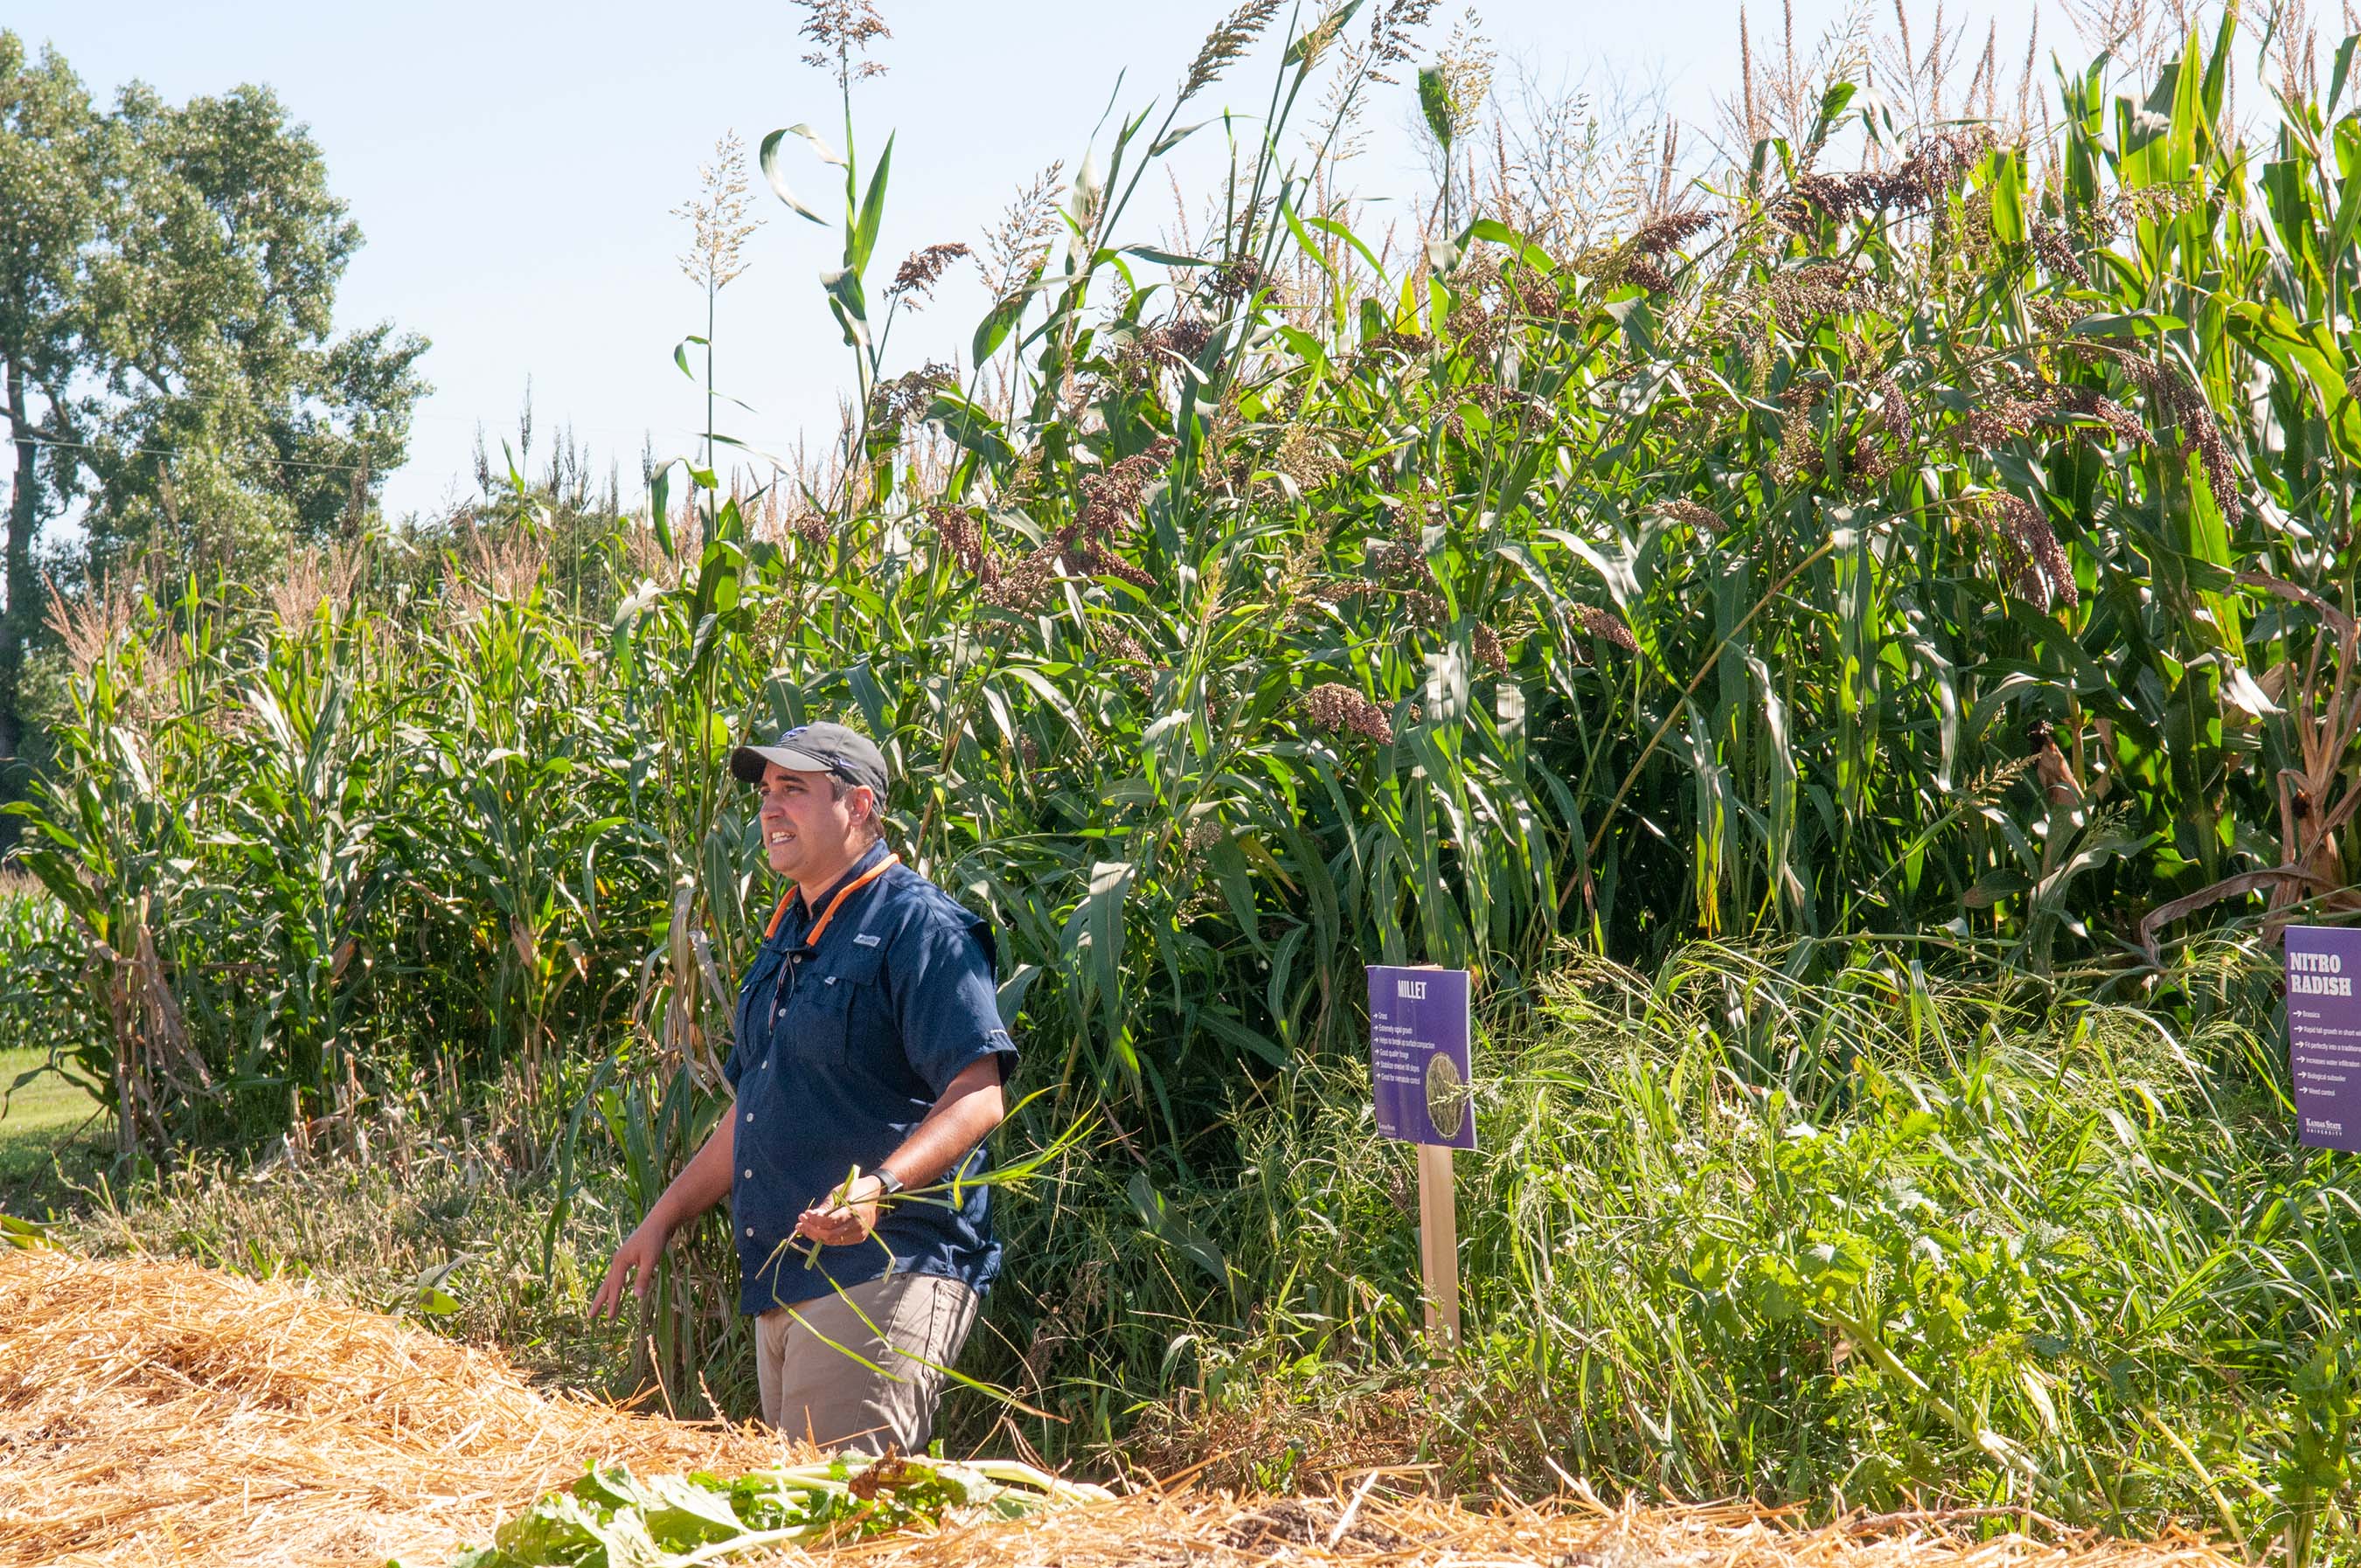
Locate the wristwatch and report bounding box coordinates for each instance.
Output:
[871,1169,906,1201]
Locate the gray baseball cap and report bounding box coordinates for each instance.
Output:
[730,721,890,796]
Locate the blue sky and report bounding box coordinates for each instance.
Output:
[12,0,2046,521]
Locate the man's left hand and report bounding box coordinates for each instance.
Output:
[795,1173,886,1248]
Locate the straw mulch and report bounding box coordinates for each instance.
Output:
[0,1250,796,1565]
[0,1252,2243,1568]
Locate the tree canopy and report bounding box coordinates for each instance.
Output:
[0,30,428,774]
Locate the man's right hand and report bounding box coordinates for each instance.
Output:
[587,1111,736,1322]
[591,1222,670,1321]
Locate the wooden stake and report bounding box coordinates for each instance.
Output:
[1415,1141,1462,1349]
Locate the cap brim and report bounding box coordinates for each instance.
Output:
[730,743,841,784]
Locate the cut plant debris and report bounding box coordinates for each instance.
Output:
[412,1456,1116,1566]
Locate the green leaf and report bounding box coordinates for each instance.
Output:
[1120,245,1211,268]
[1419,66,1455,150]
[1281,193,1334,278]
[823,267,871,356]
[1149,119,1215,157]
[849,133,894,274]
[1964,868,2034,908]
[1465,218,1555,273]
[1067,858,1135,1037]
[784,121,847,168]
[757,128,829,224]
[924,392,1017,465]
[1192,1003,1286,1066]
[972,288,1031,365]
[631,1473,747,1550]
[1987,148,2024,245]
[2330,119,2361,276]
[1283,0,1363,66]
[1126,1170,1230,1286]
[2226,300,2361,463]
[1001,663,1081,730]
[1309,214,1386,277]
[649,463,674,558]
[691,541,746,622]
[2069,310,2186,338]
[496,1490,624,1564]
[1,1214,56,1251]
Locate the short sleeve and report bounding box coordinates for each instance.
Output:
[887,906,1017,1098]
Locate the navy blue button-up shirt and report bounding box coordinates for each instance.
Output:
[723,839,1017,1316]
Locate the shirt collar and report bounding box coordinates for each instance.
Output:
[783,838,892,934]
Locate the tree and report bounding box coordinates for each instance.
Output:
[0,32,429,785]
[0,33,102,775]
[76,79,431,570]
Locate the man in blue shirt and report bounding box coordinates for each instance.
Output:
[592,722,1016,1453]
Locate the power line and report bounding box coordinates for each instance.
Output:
[41,381,644,434]
[16,376,671,443]
[9,431,650,517]
[15,433,381,477]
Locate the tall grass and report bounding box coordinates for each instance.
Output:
[1049,940,2358,1549]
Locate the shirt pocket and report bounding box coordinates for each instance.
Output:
[796,946,886,1065]
[733,947,786,1079]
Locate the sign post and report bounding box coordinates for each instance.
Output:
[2287,926,2361,1153]
[1367,964,1475,1348]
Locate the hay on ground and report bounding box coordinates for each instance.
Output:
[0,1252,797,1565]
[0,1253,2242,1568]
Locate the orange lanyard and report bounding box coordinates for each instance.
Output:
[764,853,901,947]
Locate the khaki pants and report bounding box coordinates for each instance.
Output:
[753,1272,980,1454]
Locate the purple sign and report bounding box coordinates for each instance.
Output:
[1368,966,1476,1150]
[2288,925,2361,1154]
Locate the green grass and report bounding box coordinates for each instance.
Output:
[0,1047,106,1219]
[957,942,2361,1556]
